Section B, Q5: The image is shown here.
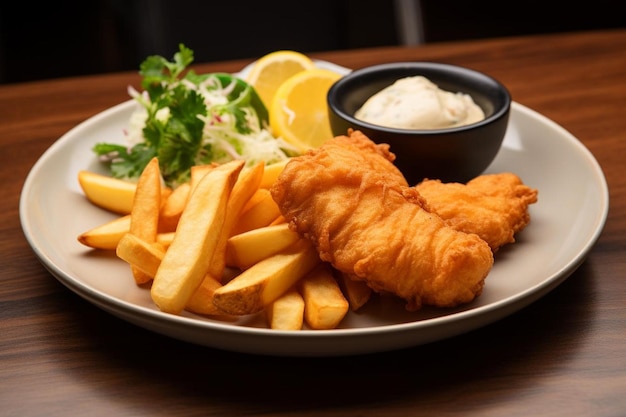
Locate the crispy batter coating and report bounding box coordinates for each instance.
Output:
[315,129,409,186]
[415,174,538,251]
[271,131,494,310]
[336,132,538,252]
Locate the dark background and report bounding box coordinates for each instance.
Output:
[0,0,624,84]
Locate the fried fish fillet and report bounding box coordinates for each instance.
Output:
[270,133,494,310]
[415,174,538,251]
[337,131,537,252]
[316,129,409,186]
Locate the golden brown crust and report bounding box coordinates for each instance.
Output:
[271,131,493,310]
[415,173,538,251]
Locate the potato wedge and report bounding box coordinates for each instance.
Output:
[78,170,137,214]
[77,214,130,250]
[151,160,244,314]
[300,263,349,329]
[116,233,165,278]
[212,240,320,315]
[266,288,304,330]
[206,161,264,281]
[78,169,170,214]
[229,188,282,236]
[185,275,224,316]
[335,271,373,311]
[129,157,162,284]
[226,223,300,269]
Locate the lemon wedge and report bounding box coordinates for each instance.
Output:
[269,68,343,151]
[245,50,316,109]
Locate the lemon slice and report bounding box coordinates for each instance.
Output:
[270,68,343,151]
[245,50,316,109]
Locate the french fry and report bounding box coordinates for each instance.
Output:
[269,215,287,226]
[116,233,224,317]
[78,170,137,214]
[159,181,191,232]
[129,157,161,240]
[190,164,216,190]
[299,263,349,329]
[265,288,304,330]
[206,161,264,281]
[160,187,173,203]
[78,169,171,214]
[128,157,162,284]
[335,271,372,311]
[77,214,130,250]
[229,188,282,236]
[259,159,289,189]
[185,275,224,316]
[151,160,244,314]
[116,233,165,278]
[156,231,176,248]
[212,240,320,315]
[225,223,301,269]
[77,153,364,330]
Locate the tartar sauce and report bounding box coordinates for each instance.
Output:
[354,76,485,130]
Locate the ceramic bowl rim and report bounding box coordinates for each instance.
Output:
[327,61,512,136]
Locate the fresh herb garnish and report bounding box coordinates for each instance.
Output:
[93,44,295,188]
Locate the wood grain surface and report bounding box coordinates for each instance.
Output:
[1,29,624,417]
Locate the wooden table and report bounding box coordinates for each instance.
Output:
[1,29,625,416]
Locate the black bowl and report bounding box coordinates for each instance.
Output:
[327,62,511,184]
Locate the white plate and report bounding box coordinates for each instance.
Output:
[19,62,609,357]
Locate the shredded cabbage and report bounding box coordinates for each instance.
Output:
[93,44,298,188]
[126,74,298,168]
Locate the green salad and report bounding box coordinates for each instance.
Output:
[93,44,297,188]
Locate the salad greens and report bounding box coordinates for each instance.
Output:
[93,44,297,187]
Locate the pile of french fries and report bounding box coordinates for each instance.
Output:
[77,157,373,330]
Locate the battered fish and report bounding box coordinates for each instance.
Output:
[337,131,537,252]
[315,130,409,186]
[270,133,494,310]
[415,174,538,251]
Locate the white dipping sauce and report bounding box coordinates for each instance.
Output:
[354,76,485,130]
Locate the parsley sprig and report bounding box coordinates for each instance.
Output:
[93,44,274,187]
